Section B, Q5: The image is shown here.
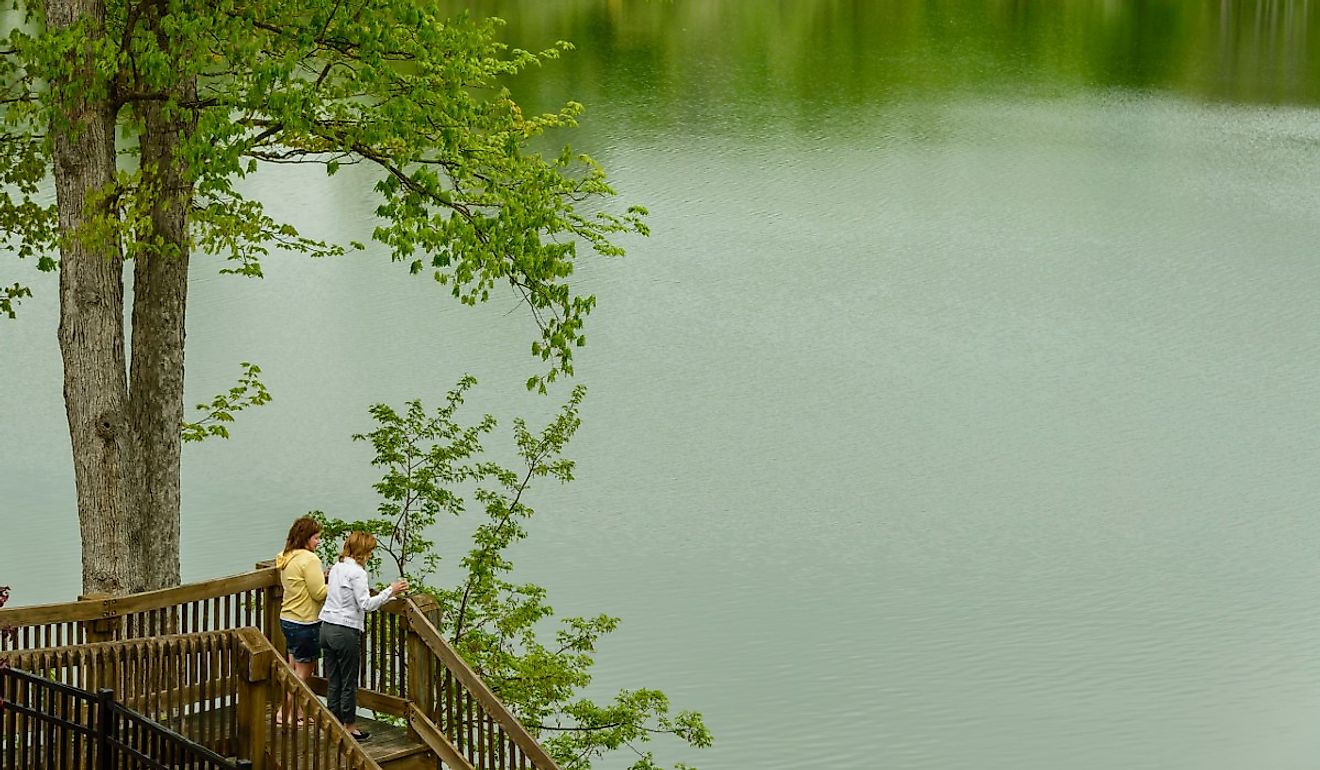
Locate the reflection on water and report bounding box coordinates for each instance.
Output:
[449,0,1320,131]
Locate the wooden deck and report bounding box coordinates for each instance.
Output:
[181,706,431,770]
[315,715,429,770]
[0,566,563,770]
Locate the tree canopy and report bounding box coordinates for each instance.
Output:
[3,0,645,376]
[1,0,644,592]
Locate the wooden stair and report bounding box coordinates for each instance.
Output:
[184,705,434,770]
[352,715,431,770]
[0,569,562,770]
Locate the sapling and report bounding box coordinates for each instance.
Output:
[313,378,712,770]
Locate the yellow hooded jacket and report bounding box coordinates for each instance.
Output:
[274,548,328,623]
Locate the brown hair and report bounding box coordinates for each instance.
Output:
[283,516,322,554]
[340,531,377,564]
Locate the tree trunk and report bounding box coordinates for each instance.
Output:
[51,0,198,595]
[129,86,195,591]
[46,0,136,595]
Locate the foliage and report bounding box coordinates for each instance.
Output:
[468,0,1320,134]
[314,377,711,770]
[0,0,645,391]
[0,0,642,598]
[180,362,272,443]
[1,283,31,319]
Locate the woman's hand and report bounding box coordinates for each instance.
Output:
[390,579,409,595]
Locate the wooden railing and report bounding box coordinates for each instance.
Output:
[362,604,410,701]
[5,629,241,745]
[1,666,103,769]
[249,629,383,770]
[392,599,560,770]
[0,569,281,652]
[108,692,248,770]
[298,596,561,770]
[0,568,565,770]
[1,665,248,770]
[2,628,380,770]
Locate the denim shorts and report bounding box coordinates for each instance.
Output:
[280,619,322,663]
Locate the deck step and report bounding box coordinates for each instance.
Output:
[179,703,433,769]
[353,714,432,768]
[263,711,432,769]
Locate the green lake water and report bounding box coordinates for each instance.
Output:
[6,2,1320,768]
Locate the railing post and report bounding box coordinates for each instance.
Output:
[80,592,120,644]
[256,560,286,658]
[406,622,435,738]
[95,688,114,770]
[236,632,272,770]
[80,593,120,693]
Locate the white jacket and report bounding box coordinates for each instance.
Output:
[318,557,395,631]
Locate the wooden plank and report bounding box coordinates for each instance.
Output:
[237,672,269,770]
[408,703,474,770]
[305,676,409,717]
[405,629,433,728]
[9,629,234,660]
[377,753,438,770]
[0,569,280,629]
[0,597,112,627]
[349,713,429,767]
[402,600,560,770]
[263,585,286,656]
[246,633,384,770]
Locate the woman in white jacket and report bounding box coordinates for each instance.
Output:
[319,532,408,741]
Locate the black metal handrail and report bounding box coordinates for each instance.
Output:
[1,666,253,769]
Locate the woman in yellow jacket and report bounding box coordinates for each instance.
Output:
[274,516,329,723]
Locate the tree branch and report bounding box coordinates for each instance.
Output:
[451,450,544,644]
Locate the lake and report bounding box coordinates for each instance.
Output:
[5,2,1320,768]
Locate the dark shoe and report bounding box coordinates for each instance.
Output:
[351,731,371,742]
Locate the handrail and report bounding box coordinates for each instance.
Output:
[0,568,282,652]
[1,666,248,770]
[1,569,567,770]
[2,665,101,768]
[0,569,279,627]
[407,703,474,770]
[3,627,381,770]
[401,597,563,770]
[232,627,383,770]
[107,695,244,770]
[5,631,244,764]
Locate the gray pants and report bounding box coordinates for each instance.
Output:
[319,621,361,724]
